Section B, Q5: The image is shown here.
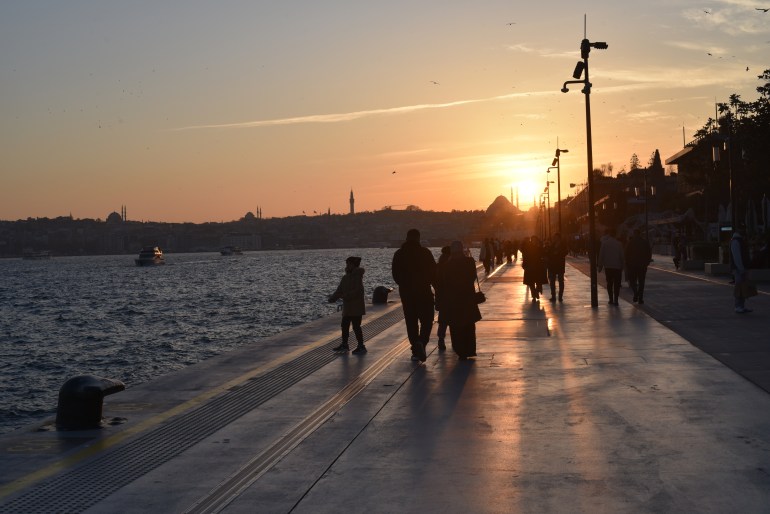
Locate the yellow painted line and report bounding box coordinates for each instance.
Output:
[0,314,398,500]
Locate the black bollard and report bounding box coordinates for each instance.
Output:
[56,375,125,430]
[372,286,393,304]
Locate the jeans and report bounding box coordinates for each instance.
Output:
[605,268,622,302]
[341,315,363,346]
[548,270,564,299]
[734,270,746,309]
[401,295,434,352]
[626,266,648,300]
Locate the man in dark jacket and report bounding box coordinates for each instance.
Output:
[546,233,568,302]
[625,229,652,304]
[392,228,437,362]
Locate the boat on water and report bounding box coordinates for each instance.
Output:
[22,250,52,260]
[135,246,165,266]
[220,246,243,256]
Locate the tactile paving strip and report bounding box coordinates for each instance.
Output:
[0,308,405,514]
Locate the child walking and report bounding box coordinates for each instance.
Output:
[328,256,367,354]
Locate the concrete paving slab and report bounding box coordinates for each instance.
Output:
[2,258,770,513]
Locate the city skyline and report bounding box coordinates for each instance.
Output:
[2,1,768,223]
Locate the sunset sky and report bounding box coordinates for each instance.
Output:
[2,1,768,223]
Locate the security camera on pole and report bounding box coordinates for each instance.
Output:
[560,17,607,308]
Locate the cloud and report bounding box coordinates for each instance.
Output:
[681,4,769,36]
[593,66,748,90]
[506,43,575,60]
[625,111,673,123]
[665,40,730,56]
[177,90,558,131]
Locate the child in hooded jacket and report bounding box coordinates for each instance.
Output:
[328,256,367,354]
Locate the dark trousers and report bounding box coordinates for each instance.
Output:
[437,311,448,342]
[548,270,564,299]
[626,266,648,300]
[341,315,363,346]
[605,268,622,302]
[402,296,434,352]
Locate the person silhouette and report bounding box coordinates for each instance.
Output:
[392,229,436,362]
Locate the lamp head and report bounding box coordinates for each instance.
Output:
[572,61,585,79]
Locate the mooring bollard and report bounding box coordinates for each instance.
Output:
[372,286,393,304]
[56,375,125,430]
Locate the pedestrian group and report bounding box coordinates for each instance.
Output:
[327,224,757,364]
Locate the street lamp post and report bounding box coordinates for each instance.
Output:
[543,179,553,239]
[553,148,568,235]
[561,26,608,308]
[644,168,650,242]
[548,166,559,236]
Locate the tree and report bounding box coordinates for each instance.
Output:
[683,69,770,229]
[630,154,641,170]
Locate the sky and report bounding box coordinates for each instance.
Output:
[1,1,768,223]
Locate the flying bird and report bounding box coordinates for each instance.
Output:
[392,170,397,174]
[703,9,711,14]
[756,7,769,12]
[429,80,440,85]
[506,22,516,25]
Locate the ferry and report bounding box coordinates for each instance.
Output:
[135,246,165,266]
[220,246,243,256]
[22,250,51,260]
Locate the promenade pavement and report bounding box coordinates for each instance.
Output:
[1,258,770,513]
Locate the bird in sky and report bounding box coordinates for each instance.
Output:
[392,170,397,174]
[703,9,711,14]
[429,80,440,85]
[756,7,769,12]
[506,22,516,25]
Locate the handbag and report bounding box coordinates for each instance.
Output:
[742,280,758,298]
[475,277,486,304]
[734,279,758,298]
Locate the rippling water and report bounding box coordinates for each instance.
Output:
[0,248,428,434]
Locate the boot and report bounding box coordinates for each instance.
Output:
[333,343,350,352]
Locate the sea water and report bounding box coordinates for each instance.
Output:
[0,248,438,435]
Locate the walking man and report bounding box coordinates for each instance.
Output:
[547,233,568,302]
[392,229,437,361]
[597,227,624,306]
[625,229,652,304]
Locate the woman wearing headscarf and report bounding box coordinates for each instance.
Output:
[441,241,482,360]
[522,235,547,301]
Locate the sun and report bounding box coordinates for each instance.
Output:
[512,179,538,210]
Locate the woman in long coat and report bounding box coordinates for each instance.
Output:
[441,241,482,360]
[522,235,548,301]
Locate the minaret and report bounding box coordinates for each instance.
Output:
[349,189,355,215]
